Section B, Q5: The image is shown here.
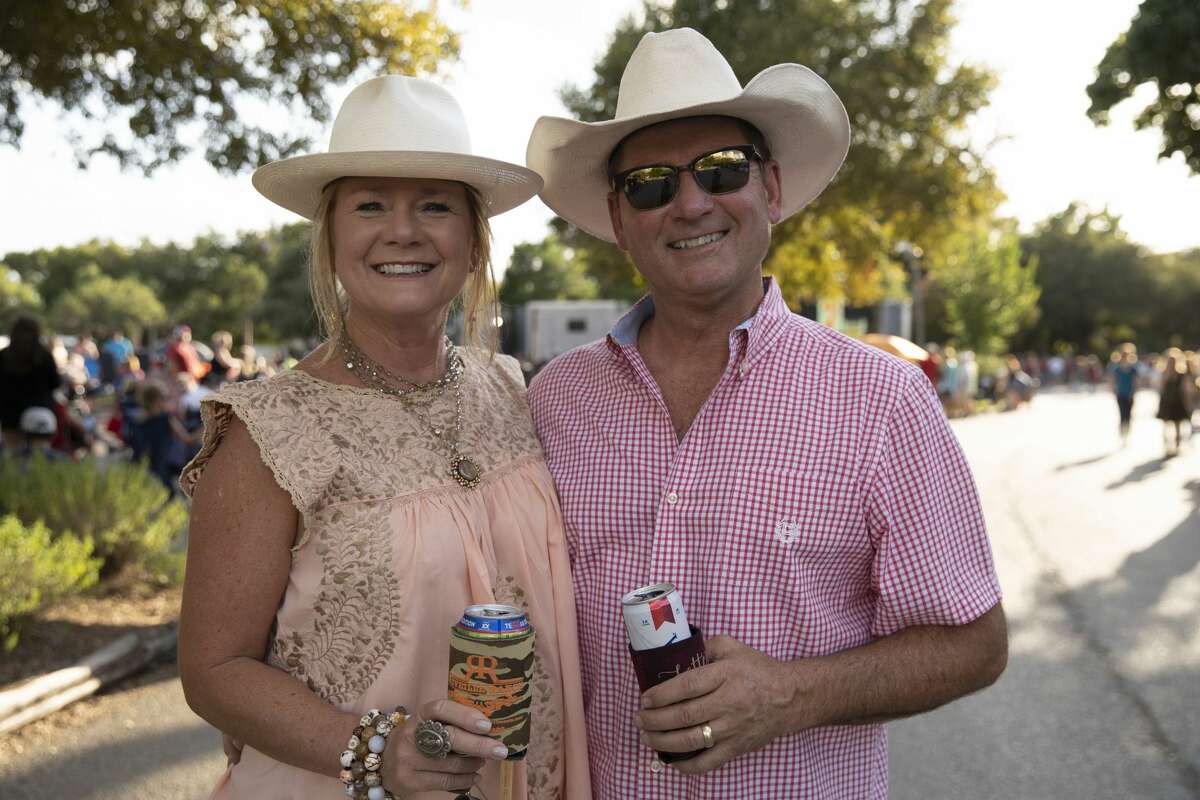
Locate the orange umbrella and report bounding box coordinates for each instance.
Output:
[862,333,929,363]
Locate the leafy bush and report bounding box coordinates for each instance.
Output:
[0,515,101,651]
[0,456,188,578]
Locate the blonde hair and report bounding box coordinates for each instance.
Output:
[308,180,497,360]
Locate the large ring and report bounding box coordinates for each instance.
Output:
[414,719,453,758]
[700,723,714,749]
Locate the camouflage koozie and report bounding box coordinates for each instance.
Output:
[448,627,535,759]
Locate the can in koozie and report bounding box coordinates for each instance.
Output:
[621,582,691,652]
[447,604,535,760]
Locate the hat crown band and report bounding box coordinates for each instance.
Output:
[327,76,473,155]
[614,28,744,119]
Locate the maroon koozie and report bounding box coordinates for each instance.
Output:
[628,624,707,763]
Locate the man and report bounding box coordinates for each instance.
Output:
[165,324,208,382]
[525,28,1006,799]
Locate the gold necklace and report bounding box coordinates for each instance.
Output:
[339,335,482,489]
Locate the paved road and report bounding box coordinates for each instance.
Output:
[1,388,1196,799]
[891,389,1199,799]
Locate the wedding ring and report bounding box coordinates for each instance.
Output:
[700,723,714,749]
[414,719,453,758]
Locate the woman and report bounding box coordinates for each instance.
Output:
[179,76,589,800]
[1156,347,1192,456]
[207,330,243,385]
[0,316,61,453]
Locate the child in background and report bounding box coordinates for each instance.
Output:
[129,380,198,492]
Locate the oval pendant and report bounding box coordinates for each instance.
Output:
[449,455,482,489]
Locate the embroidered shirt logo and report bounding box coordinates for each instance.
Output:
[774,520,803,544]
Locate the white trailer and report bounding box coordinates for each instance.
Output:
[518,300,628,366]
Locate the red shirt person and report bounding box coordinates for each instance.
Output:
[166,325,208,381]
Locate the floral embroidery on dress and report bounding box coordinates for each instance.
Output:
[268,502,400,703]
[495,576,563,800]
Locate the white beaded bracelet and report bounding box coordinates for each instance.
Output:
[338,707,406,800]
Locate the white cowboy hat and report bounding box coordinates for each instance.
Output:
[526,27,850,242]
[254,75,542,219]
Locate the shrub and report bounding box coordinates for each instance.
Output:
[0,455,188,578]
[0,515,101,651]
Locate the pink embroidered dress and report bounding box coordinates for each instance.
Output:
[181,349,591,800]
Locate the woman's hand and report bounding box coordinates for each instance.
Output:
[383,699,508,797]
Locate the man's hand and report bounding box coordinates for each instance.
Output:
[635,635,805,774]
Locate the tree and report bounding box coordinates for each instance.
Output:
[1,0,459,173]
[1016,205,1158,354]
[48,265,166,336]
[550,0,1002,305]
[499,233,600,306]
[0,269,43,331]
[1087,0,1200,174]
[925,226,1039,355]
[255,222,319,342]
[175,254,269,337]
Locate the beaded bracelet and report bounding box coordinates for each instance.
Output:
[338,706,407,800]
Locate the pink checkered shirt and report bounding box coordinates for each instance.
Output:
[529,278,1000,799]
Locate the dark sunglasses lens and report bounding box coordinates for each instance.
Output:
[624,167,678,209]
[694,150,752,194]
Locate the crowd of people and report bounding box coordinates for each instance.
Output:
[0,315,297,491]
[914,343,1199,443]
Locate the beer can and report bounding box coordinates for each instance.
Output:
[621,582,691,652]
[448,604,534,760]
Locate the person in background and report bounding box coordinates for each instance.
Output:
[953,350,978,417]
[1108,342,1139,445]
[209,330,243,386]
[1156,347,1193,457]
[526,27,1005,799]
[938,345,960,412]
[166,325,209,382]
[0,317,61,454]
[129,380,197,492]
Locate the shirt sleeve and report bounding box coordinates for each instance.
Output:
[865,371,1002,637]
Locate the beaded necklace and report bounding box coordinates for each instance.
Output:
[339,334,482,489]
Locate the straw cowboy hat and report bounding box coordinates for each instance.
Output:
[254,75,542,219]
[526,27,850,242]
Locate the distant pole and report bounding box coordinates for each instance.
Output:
[897,241,925,344]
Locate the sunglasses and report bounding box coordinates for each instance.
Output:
[612,145,764,210]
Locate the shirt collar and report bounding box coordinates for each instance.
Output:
[608,276,790,351]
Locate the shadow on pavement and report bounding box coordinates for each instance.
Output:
[1054,452,1112,472]
[1104,456,1171,490]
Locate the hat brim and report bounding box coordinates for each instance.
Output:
[526,64,850,242]
[252,151,544,220]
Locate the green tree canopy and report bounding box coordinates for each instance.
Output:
[499,233,600,306]
[1087,0,1200,174]
[1,225,316,343]
[551,0,1001,304]
[925,225,1039,355]
[1016,205,1158,354]
[0,270,43,332]
[1,0,459,173]
[48,264,167,336]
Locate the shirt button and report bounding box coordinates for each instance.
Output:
[665,491,679,505]
[738,361,749,377]
[650,758,664,773]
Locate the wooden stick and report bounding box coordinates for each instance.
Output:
[500,760,514,800]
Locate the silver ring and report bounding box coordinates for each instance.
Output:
[700,723,714,749]
[414,719,453,758]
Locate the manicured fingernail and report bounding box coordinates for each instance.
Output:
[474,719,492,732]
[492,745,509,759]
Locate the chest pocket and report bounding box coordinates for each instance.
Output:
[718,470,867,589]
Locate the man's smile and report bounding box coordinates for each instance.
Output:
[667,230,727,250]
